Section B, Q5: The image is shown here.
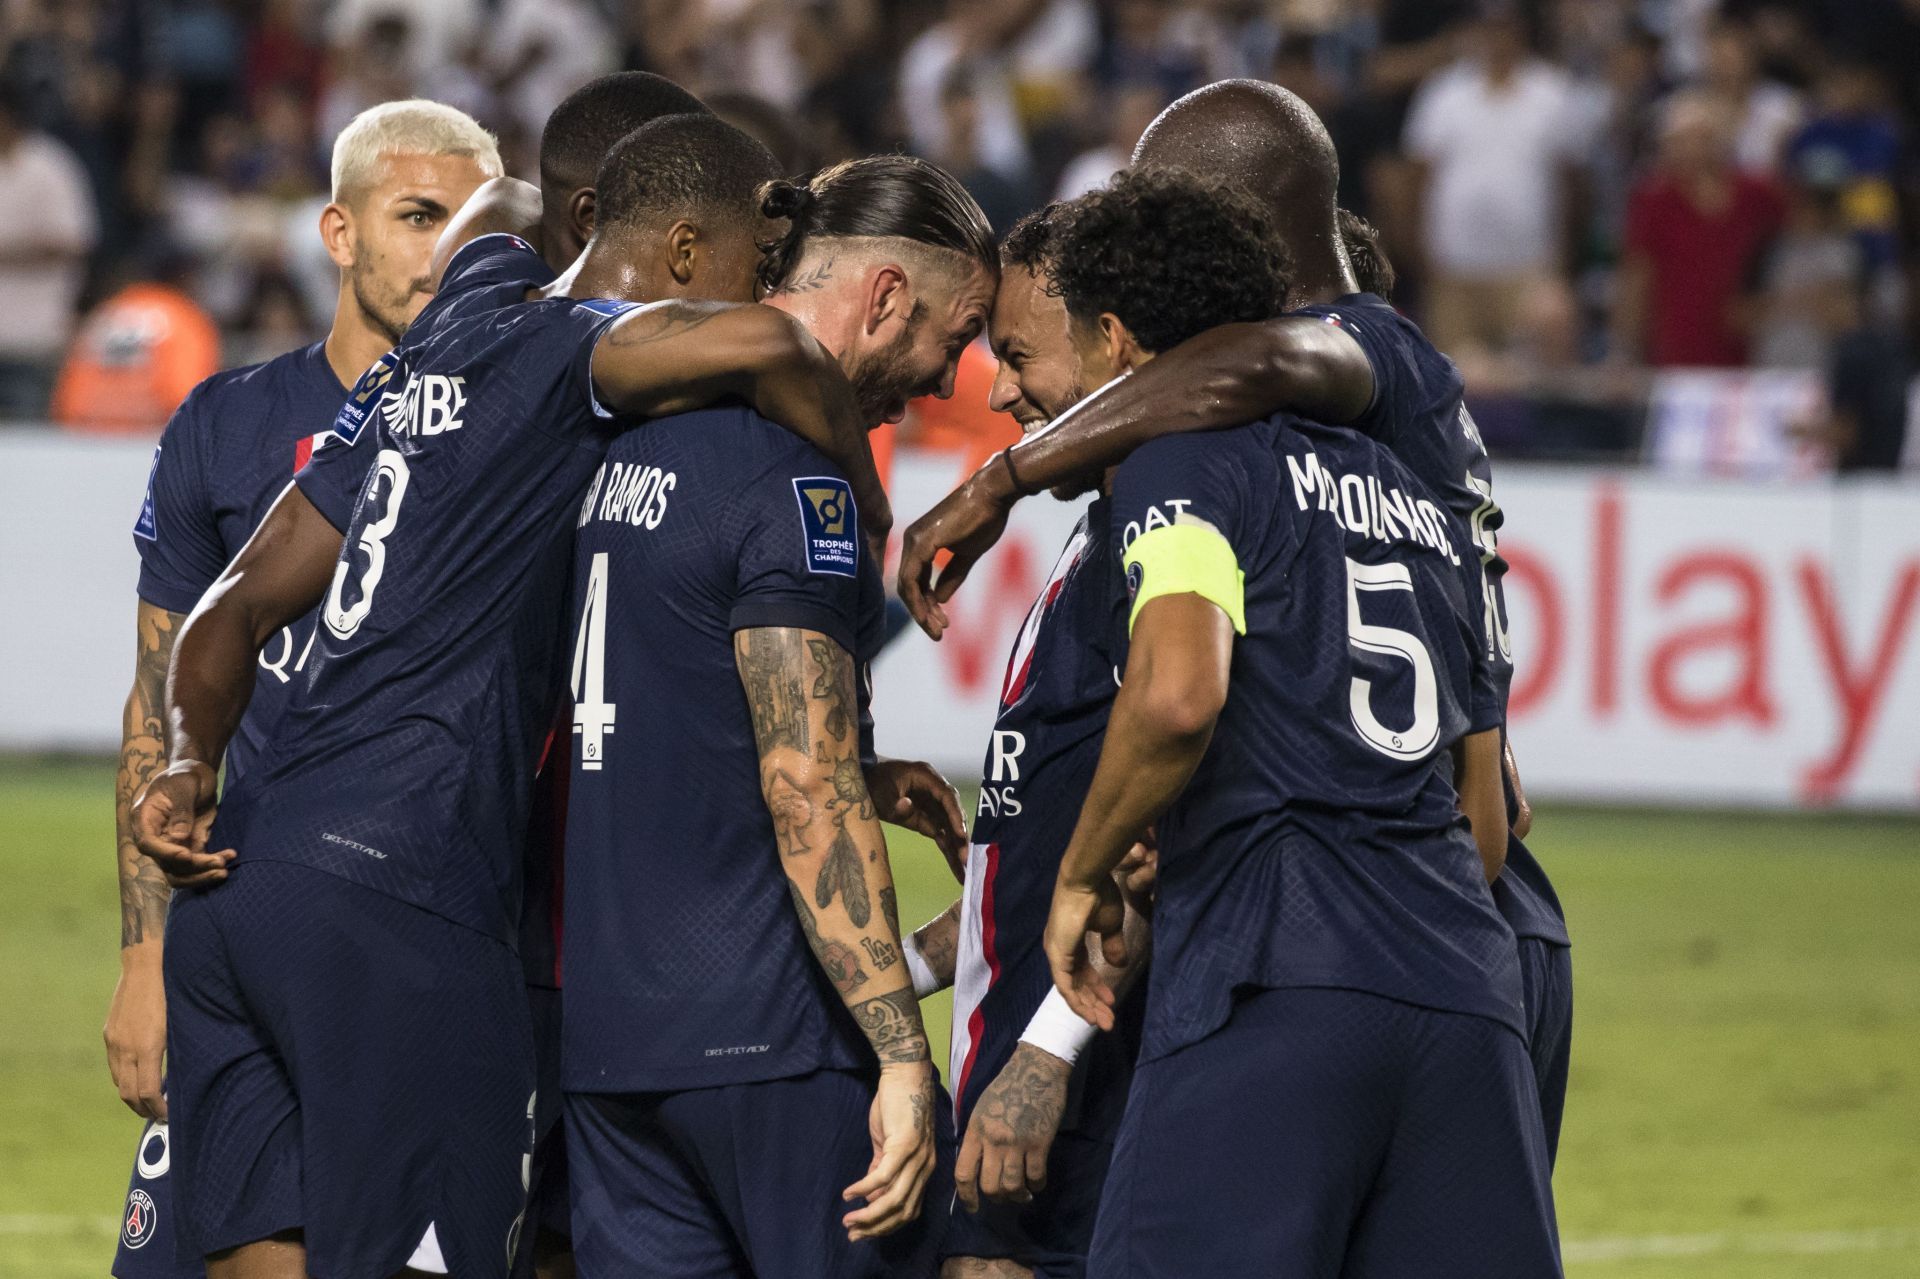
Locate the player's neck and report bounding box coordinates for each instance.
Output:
[324,296,398,389]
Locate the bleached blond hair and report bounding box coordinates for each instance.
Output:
[330,100,503,203]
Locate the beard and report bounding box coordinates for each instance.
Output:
[349,256,429,345]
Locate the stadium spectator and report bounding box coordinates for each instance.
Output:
[1615,93,1785,368]
[1053,81,1163,200]
[934,65,1032,234]
[1696,17,1803,173]
[50,245,220,434]
[0,76,99,417]
[1403,5,1587,360]
[1752,173,1863,369]
[1788,59,1904,277]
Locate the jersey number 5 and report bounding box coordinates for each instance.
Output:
[1344,556,1440,761]
[571,551,615,769]
[324,449,410,641]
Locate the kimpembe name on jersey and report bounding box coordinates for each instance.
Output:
[792,475,858,576]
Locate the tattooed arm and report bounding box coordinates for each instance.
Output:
[734,626,935,1240]
[592,305,889,538]
[104,600,180,1120]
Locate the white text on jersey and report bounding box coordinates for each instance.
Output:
[1286,450,1460,565]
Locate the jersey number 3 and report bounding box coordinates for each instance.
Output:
[324,449,410,641]
[1344,556,1440,761]
[571,551,615,769]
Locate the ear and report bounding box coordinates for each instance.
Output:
[567,187,596,245]
[1097,312,1147,374]
[863,263,911,336]
[319,201,354,270]
[664,219,699,286]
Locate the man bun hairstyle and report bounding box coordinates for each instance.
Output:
[593,113,782,234]
[1047,168,1292,355]
[756,154,997,295]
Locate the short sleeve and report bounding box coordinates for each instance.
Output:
[1295,300,1404,445]
[728,454,867,656]
[293,351,394,532]
[1110,434,1251,635]
[133,390,224,613]
[1460,554,1506,735]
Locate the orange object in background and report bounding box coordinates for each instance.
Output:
[51,283,220,434]
[901,340,1019,478]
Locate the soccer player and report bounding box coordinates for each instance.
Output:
[127,114,878,1279]
[897,79,1573,1161]
[107,99,502,1278]
[557,153,994,1279]
[1035,174,1560,1277]
[907,176,1290,1279]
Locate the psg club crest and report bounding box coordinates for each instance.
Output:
[122,1187,157,1250]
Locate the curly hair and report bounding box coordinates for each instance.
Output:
[999,202,1065,274]
[1338,207,1396,301]
[1047,169,1291,355]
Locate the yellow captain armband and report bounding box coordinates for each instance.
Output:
[1123,523,1246,636]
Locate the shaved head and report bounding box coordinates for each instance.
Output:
[1131,78,1355,302]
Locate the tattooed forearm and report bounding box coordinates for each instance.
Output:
[741,625,923,1063]
[913,900,962,987]
[117,605,181,947]
[851,987,930,1065]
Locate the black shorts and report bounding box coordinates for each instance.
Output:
[164,861,536,1277]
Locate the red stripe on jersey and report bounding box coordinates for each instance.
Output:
[1002,574,1070,707]
[955,840,1003,1106]
[293,434,316,472]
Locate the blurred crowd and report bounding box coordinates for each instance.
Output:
[4,0,1920,467]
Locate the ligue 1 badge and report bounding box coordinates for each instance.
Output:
[122,1188,158,1250]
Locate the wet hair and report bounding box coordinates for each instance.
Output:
[540,73,710,199]
[757,154,997,294]
[1337,207,1395,300]
[999,203,1065,276]
[593,114,781,234]
[1047,168,1292,355]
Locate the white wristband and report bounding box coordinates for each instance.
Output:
[901,933,941,1000]
[1018,986,1099,1066]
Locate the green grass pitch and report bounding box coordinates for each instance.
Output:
[2,757,1915,1277]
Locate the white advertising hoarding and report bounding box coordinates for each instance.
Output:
[2,433,1916,809]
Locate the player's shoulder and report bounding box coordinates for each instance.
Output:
[165,342,328,443]
[1123,415,1282,484]
[440,232,550,292]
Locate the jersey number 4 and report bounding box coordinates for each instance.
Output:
[1344,556,1440,761]
[571,551,615,769]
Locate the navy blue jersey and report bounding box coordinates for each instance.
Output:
[560,407,886,1093]
[1295,293,1567,943]
[210,234,635,944]
[132,342,347,782]
[1111,419,1523,1063]
[952,499,1137,1134]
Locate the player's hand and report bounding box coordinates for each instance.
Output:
[1044,873,1126,1031]
[103,944,168,1120]
[1115,829,1158,912]
[866,759,969,884]
[955,1042,1070,1211]
[843,1058,936,1241]
[897,463,1018,640]
[1504,738,1533,840]
[132,761,233,888]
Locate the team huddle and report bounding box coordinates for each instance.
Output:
[106,68,1572,1279]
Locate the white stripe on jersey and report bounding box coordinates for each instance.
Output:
[949,840,993,1122]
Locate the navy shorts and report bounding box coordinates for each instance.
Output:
[1088,987,1561,1279]
[164,861,536,1277]
[1517,938,1574,1166]
[567,1067,953,1278]
[942,1127,1112,1279]
[513,984,571,1278]
[111,1115,202,1279]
